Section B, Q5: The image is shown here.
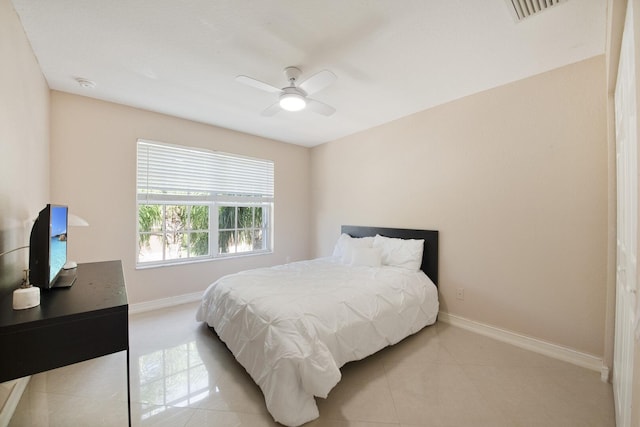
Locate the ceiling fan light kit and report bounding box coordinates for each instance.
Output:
[236,66,337,116]
[280,92,306,112]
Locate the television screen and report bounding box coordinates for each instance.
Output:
[49,206,68,284]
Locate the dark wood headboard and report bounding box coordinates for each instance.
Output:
[341,225,439,286]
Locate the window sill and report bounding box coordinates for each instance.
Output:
[135,250,273,270]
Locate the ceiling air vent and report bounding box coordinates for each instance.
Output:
[505,0,567,22]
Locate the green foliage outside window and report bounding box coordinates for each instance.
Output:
[217,205,266,255]
[138,204,210,260]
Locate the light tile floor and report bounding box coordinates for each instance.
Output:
[10,302,615,426]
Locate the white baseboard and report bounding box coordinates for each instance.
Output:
[128,291,203,315]
[0,377,30,427]
[438,312,608,380]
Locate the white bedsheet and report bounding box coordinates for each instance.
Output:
[196,257,439,426]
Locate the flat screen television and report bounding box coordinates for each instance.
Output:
[29,204,76,289]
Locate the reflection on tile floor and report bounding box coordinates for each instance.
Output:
[9,302,615,426]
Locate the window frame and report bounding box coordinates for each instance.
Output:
[136,139,274,268]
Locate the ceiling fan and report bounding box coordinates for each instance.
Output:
[235,67,337,117]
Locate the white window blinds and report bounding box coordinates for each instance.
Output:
[137,139,274,202]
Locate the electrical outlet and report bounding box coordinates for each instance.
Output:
[456,288,464,300]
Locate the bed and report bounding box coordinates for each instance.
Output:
[196,226,439,426]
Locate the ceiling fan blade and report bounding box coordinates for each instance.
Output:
[235,75,282,94]
[298,70,336,95]
[261,102,282,117]
[306,98,336,116]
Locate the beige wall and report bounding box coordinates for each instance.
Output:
[311,56,608,357]
[0,0,50,411]
[0,0,50,293]
[50,91,310,304]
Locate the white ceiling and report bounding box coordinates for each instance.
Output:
[12,0,607,147]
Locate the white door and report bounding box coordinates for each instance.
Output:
[613,1,639,426]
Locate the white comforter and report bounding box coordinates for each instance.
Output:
[196,257,439,426]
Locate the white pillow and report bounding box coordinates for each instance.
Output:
[372,234,424,271]
[340,237,375,264]
[332,233,374,258]
[332,233,350,257]
[349,247,383,267]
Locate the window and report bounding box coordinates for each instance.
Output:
[136,140,274,267]
[218,204,268,255]
[137,204,210,263]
